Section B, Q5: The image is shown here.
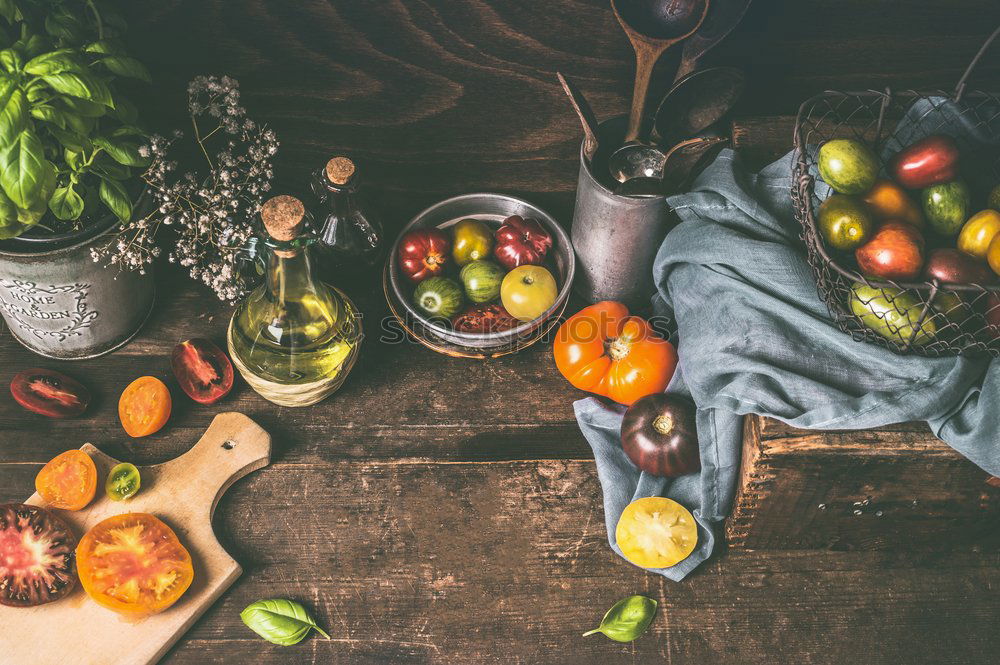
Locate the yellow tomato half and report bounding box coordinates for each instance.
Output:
[615,497,697,568]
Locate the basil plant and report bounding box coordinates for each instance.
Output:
[0,0,151,240]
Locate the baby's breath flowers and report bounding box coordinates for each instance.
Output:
[92,75,279,302]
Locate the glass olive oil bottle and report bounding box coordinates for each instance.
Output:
[228,195,362,407]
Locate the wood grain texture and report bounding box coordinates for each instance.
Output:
[0,413,271,665]
[727,415,1000,551]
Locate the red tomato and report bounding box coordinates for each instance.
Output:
[119,376,172,438]
[171,338,234,404]
[493,215,552,270]
[553,301,677,406]
[35,449,98,511]
[0,503,77,607]
[891,134,960,189]
[398,229,450,282]
[855,222,925,280]
[9,368,90,418]
[76,513,194,616]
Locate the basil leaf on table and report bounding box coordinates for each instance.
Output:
[240,598,331,646]
[582,595,658,642]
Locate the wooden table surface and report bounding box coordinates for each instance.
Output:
[3,2,1000,663]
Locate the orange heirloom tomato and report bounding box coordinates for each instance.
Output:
[119,376,172,438]
[862,179,924,228]
[76,513,194,616]
[553,301,677,406]
[35,449,97,511]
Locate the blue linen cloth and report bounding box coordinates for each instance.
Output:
[574,98,999,581]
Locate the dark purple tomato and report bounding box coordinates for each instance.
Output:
[10,368,90,418]
[0,503,77,607]
[620,393,700,477]
[171,339,234,404]
[923,248,994,285]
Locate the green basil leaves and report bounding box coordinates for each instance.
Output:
[240,599,330,646]
[583,595,658,642]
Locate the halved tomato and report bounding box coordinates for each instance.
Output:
[171,338,234,404]
[0,503,78,607]
[76,513,194,616]
[615,497,697,569]
[119,376,172,438]
[10,368,90,418]
[35,449,98,511]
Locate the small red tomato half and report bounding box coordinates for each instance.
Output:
[171,339,234,404]
[452,303,520,333]
[891,134,960,189]
[493,215,553,270]
[10,368,90,418]
[398,229,450,282]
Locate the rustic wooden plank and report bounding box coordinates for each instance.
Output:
[3,460,999,665]
[727,415,1000,550]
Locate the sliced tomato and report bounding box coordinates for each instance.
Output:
[76,513,194,616]
[0,503,78,607]
[10,368,90,418]
[119,376,172,438]
[35,449,98,511]
[106,462,141,501]
[615,497,697,569]
[171,338,234,404]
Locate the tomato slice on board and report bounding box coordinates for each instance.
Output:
[106,463,141,501]
[118,376,172,438]
[171,338,234,405]
[9,368,90,418]
[35,449,98,511]
[0,503,78,607]
[615,497,698,569]
[76,513,194,616]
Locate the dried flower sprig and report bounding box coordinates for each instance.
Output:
[92,75,279,301]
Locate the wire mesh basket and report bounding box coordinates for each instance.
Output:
[792,27,1000,357]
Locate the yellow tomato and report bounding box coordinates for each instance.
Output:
[615,497,697,568]
[500,265,557,322]
[451,218,494,266]
[958,209,1000,259]
[988,234,1000,277]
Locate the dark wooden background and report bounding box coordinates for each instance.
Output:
[2,1,1000,663]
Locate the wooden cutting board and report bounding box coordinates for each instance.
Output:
[0,412,271,665]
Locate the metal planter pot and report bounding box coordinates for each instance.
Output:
[0,217,155,359]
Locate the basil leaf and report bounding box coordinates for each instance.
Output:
[94,135,149,167]
[582,595,657,643]
[100,56,151,83]
[58,94,106,118]
[98,175,131,221]
[24,49,82,76]
[0,87,26,143]
[0,47,22,73]
[0,187,22,239]
[84,39,124,55]
[24,34,50,58]
[42,71,113,107]
[49,183,84,220]
[30,104,67,129]
[240,599,331,646]
[0,130,49,208]
[44,12,85,44]
[0,0,15,24]
[48,125,92,152]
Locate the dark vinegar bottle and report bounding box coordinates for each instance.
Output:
[310,156,384,281]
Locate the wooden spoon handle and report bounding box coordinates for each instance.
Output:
[625,45,661,142]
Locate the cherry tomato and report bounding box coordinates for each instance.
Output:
[119,376,172,438]
[76,513,194,616]
[35,449,97,511]
[9,368,90,418]
[0,503,77,607]
[493,215,552,270]
[553,301,677,406]
[500,265,558,322]
[106,462,141,501]
[397,228,450,282]
[171,338,234,404]
[615,497,697,569]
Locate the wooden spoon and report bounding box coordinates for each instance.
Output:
[611,0,711,143]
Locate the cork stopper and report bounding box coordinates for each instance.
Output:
[324,156,356,186]
[260,195,305,242]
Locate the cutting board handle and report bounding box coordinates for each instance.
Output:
[163,412,272,518]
